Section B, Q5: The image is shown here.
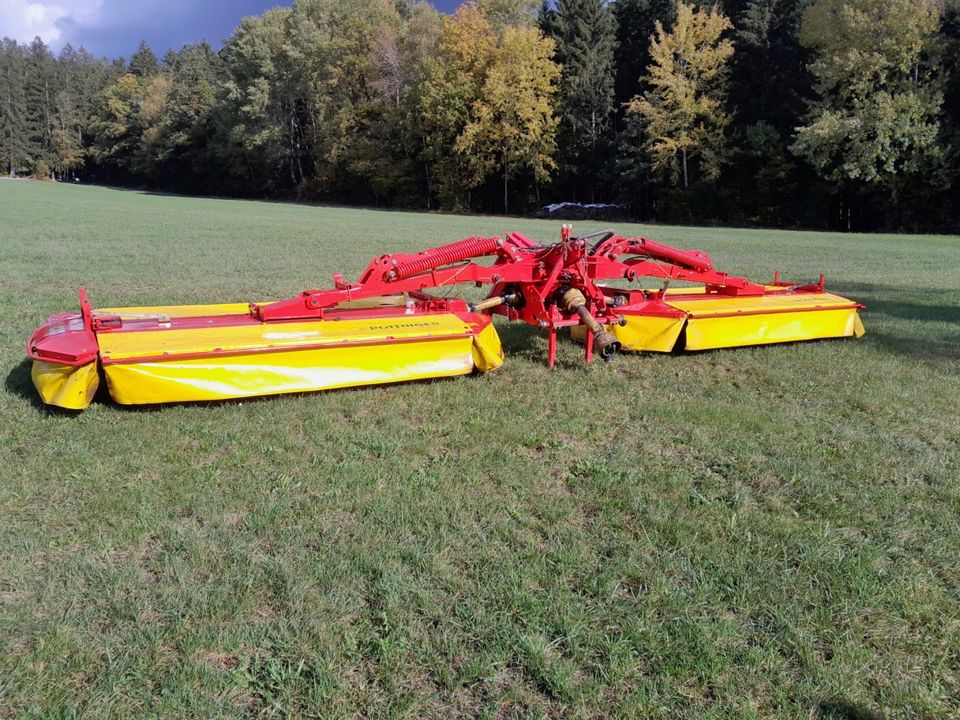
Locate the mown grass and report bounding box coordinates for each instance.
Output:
[0,179,958,719]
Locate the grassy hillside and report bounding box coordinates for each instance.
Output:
[1,180,958,719]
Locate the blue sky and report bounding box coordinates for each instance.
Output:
[1,0,462,59]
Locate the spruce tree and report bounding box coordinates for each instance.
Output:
[0,40,30,175]
[24,38,57,173]
[612,0,674,107]
[129,41,159,77]
[552,0,617,201]
[537,0,557,38]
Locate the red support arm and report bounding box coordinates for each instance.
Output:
[251,235,538,321]
[251,230,770,323]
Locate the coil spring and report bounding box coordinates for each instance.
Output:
[391,236,501,280]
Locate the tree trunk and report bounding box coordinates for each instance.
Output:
[682,148,688,190]
[503,169,509,215]
[590,109,597,203]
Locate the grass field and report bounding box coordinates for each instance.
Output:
[1,180,958,719]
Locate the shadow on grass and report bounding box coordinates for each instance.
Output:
[496,321,542,359]
[817,699,884,720]
[831,282,959,366]
[835,282,958,324]
[494,320,601,370]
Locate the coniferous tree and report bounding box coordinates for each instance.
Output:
[609,0,674,215]
[550,0,617,201]
[129,41,159,78]
[0,39,30,175]
[943,0,960,204]
[24,38,57,174]
[612,0,675,108]
[724,0,816,225]
[537,0,558,39]
[731,0,812,131]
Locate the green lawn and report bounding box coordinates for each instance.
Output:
[1,180,958,719]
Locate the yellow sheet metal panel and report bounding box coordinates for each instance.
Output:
[96,296,408,320]
[471,322,505,372]
[611,315,686,353]
[98,313,475,362]
[103,336,480,405]
[571,315,686,353]
[31,361,99,410]
[665,291,857,317]
[684,307,863,350]
[96,303,252,319]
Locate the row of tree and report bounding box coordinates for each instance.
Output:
[1,0,958,231]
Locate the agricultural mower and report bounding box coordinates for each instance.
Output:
[27,226,864,410]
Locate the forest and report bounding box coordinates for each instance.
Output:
[1,0,958,231]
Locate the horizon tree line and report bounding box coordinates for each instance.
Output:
[1,0,958,232]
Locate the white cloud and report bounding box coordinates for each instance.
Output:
[0,0,103,46]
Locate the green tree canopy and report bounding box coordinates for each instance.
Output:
[791,0,945,191]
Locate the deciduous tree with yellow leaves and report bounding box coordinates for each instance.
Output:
[627,2,734,189]
[418,3,559,213]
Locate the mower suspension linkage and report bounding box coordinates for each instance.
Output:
[250,226,774,367]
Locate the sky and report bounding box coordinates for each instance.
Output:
[1,0,462,59]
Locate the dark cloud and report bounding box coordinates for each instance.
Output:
[9,0,464,60]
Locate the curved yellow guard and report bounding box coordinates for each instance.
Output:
[31,361,100,410]
[471,322,505,372]
[669,293,865,351]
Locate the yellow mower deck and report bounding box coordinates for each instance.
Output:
[574,288,864,353]
[32,300,504,409]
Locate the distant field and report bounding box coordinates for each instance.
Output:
[1,180,958,719]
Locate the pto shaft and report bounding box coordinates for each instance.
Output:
[558,287,621,362]
[469,292,518,313]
